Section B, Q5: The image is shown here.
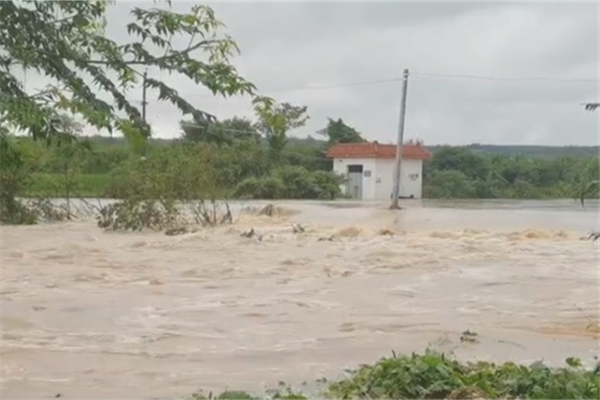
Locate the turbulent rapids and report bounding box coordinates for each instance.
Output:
[1,199,599,398]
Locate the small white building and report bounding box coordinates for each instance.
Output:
[325,141,431,200]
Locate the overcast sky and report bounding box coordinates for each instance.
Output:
[22,1,600,145]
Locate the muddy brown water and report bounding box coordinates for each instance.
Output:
[1,199,599,398]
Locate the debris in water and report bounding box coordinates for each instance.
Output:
[318,235,335,242]
[336,226,362,237]
[586,322,600,333]
[292,224,305,233]
[165,226,188,236]
[258,204,276,217]
[377,228,395,237]
[587,231,600,241]
[240,228,262,241]
[241,228,255,238]
[165,226,197,236]
[148,278,163,286]
[460,329,479,343]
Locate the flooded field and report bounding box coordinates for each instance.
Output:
[1,199,599,398]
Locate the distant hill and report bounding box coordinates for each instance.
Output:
[79,135,599,159]
[427,144,599,159]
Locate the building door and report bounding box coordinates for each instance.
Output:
[346,164,363,199]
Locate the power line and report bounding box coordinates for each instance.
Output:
[149,71,598,100]
[174,78,404,99]
[141,71,148,123]
[410,71,598,83]
[177,122,331,160]
[179,121,260,135]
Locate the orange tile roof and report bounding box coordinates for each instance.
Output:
[325,142,431,160]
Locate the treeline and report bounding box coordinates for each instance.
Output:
[10,117,599,201]
[423,147,598,199]
[11,115,358,200]
[428,144,599,159]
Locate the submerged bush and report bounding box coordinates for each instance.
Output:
[234,176,286,200]
[234,166,343,200]
[95,143,237,232]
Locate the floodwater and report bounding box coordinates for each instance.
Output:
[1,199,599,398]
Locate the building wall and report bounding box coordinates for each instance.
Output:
[332,157,378,199]
[333,157,423,200]
[375,158,423,200]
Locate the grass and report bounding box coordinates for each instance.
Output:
[25,173,111,198]
[184,351,600,400]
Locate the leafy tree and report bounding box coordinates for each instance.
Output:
[1,1,255,140]
[428,146,490,181]
[425,170,474,198]
[0,1,257,222]
[317,117,365,146]
[252,97,309,163]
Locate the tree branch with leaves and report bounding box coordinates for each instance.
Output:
[0,1,256,141]
[252,96,309,164]
[0,0,259,224]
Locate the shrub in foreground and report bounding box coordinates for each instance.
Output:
[185,351,600,400]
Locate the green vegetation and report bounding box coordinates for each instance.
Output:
[423,146,599,200]
[26,173,111,198]
[182,350,600,399]
[10,134,599,203]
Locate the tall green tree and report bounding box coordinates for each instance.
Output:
[317,117,364,146]
[252,97,309,163]
[428,146,491,181]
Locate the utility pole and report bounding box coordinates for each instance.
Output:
[141,70,148,123]
[141,70,149,159]
[390,68,410,210]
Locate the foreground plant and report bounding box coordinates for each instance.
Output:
[180,351,599,400]
[325,350,600,399]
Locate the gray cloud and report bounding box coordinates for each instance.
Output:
[18,1,600,145]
